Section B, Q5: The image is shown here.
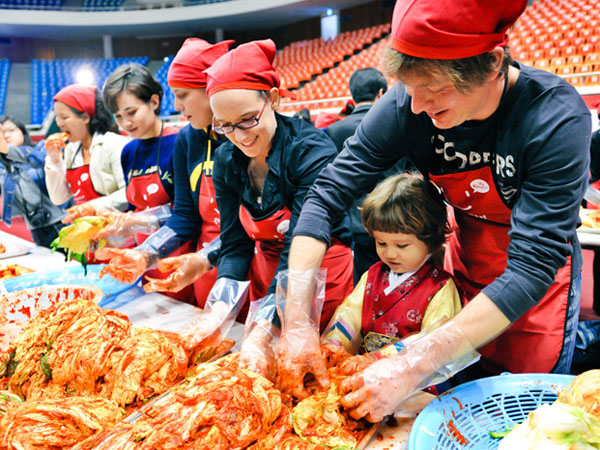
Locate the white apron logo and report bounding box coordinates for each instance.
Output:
[470,179,489,194]
[276,219,290,235]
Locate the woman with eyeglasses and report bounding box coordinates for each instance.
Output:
[204,39,354,330]
[44,84,129,222]
[0,116,68,248]
[96,39,232,307]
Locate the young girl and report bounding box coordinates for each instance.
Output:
[96,39,232,307]
[44,84,129,220]
[323,173,463,354]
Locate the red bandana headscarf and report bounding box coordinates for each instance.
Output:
[54,84,97,117]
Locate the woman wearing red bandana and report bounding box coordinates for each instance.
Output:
[205,39,354,334]
[44,84,129,221]
[280,0,592,419]
[96,39,232,307]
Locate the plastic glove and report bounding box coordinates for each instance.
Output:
[276,269,330,399]
[238,294,279,380]
[340,319,479,422]
[44,132,67,164]
[143,236,221,293]
[238,319,277,381]
[143,251,211,293]
[96,247,158,284]
[93,212,152,242]
[181,278,249,353]
[62,202,113,224]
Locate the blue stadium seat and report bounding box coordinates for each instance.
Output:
[0,59,10,116]
[155,55,176,117]
[30,56,149,124]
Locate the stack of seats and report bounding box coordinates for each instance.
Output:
[279,34,393,113]
[0,59,9,116]
[0,0,62,9]
[153,55,177,117]
[81,0,124,9]
[30,56,149,125]
[275,23,390,90]
[511,0,600,86]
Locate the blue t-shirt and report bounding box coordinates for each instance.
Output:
[120,129,178,206]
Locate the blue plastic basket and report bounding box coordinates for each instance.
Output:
[408,373,575,450]
[0,264,139,305]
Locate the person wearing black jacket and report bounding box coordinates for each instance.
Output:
[326,68,412,283]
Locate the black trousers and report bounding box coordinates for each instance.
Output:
[30,221,65,249]
[352,233,379,285]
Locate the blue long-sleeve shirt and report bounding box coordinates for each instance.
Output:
[294,63,591,322]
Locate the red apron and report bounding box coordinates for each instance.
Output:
[239,204,354,331]
[193,138,220,308]
[360,260,453,353]
[65,150,105,264]
[430,165,571,374]
[66,162,102,206]
[125,126,195,304]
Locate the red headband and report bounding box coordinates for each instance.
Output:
[205,39,295,99]
[168,39,234,89]
[391,0,528,60]
[54,84,97,117]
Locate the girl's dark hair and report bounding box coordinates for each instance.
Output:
[0,116,32,146]
[103,63,164,115]
[361,173,449,252]
[65,88,118,135]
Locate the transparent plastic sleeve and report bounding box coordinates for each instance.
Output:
[276,268,327,332]
[180,277,250,354]
[196,236,221,269]
[135,225,183,259]
[341,319,480,422]
[239,294,279,380]
[276,269,330,398]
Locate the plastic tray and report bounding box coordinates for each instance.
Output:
[408,373,574,450]
[0,264,139,305]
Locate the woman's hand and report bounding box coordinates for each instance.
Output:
[62,203,111,224]
[143,252,210,293]
[45,132,67,165]
[96,247,157,284]
[238,321,277,381]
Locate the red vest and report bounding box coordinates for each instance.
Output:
[361,260,453,353]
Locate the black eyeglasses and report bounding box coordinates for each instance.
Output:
[212,96,269,135]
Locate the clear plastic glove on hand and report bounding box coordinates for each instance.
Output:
[276,269,330,399]
[93,212,158,246]
[238,319,277,381]
[340,319,479,422]
[62,202,113,224]
[96,247,157,284]
[143,251,211,293]
[181,278,249,353]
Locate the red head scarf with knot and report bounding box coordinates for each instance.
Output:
[54,84,97,117]
[167,38,234,89]
[390,0,528,60]
[205,39,295,99]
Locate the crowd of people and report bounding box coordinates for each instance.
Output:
[0,0,595,422]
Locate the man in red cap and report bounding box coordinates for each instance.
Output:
[97,38,232,308]
[280,0,592,420]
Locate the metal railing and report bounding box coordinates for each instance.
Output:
[0,0,230,12]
